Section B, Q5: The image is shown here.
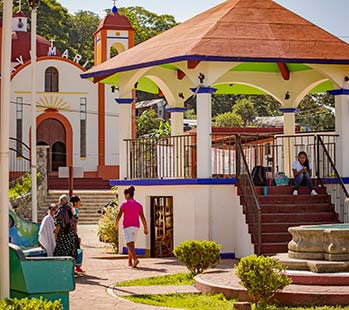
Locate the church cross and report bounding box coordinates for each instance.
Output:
[17,0,22,11]
[113,0,117,7]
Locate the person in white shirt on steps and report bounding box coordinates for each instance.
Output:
[292,151,318,196]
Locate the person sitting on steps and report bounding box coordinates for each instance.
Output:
[292,151,318,196]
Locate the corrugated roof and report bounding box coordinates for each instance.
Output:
[82,0,349,79]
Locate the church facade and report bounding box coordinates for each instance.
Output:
[9,8,134,180]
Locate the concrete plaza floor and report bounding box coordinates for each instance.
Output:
[71,225,233,310]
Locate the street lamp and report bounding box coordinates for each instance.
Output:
[28,0,40,222]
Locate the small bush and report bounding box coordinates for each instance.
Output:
[0,297,62,309]
[236,255,292,309]
[97,200,119,251]
[9,172,40,200]
[173,240,221,276]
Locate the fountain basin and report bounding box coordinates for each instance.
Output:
[288,224,349,261]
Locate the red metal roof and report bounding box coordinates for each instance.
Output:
[96,11,134,33]
[11,31,50,62]
[83,0,349,79]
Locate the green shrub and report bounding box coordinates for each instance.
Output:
[0,297,62,309]
[236,255,292,309]
[97,199,119,251]
[9,172,40,200]
[173,240,221,276]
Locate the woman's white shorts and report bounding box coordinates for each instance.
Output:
[124,226,139,243]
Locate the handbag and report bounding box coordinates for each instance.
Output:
[273,172,290,186]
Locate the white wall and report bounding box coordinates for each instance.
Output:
[117,184,254,258]
[104,88,119,166]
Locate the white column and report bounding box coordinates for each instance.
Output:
[281,108,297,177]
[334,91,349,176]
[195,88,215,178]
[170,111,184,136]
[30,7,38,222]
[168,108,186,178]
[116,99,132,179]
[0,0,13,298]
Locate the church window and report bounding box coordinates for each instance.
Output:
[45,67,59,92]
[80,98,87,157]
[16,97,23,154]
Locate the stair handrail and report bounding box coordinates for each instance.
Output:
[236,135,262,255]
[316,135,349,222]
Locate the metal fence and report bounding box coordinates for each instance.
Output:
[9,138,31,179]
[125,135,197,179]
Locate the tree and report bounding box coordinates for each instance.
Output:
[232,98,257,126]
[213,112,242,128]
[296,93,335,131]
[36,0,71,53]
[136,109,170,137]
[212,94,235,116]
[117,6,178,44]
[67,10,101,66]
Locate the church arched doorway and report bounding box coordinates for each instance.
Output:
[37,118,66,172]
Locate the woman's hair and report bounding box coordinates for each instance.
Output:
[58,194,69,206]
[298,151,310,170]
[124,186,135,198]
[70,195,80,205]
[49,203,57,210]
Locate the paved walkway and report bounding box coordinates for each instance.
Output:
[71,225,232,310]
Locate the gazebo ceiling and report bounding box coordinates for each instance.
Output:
[82,0,349,81]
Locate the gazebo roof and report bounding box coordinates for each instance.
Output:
[82,0,349,79]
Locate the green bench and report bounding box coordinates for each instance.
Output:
[9,243,75,310]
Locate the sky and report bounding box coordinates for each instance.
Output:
[58,0,349,42]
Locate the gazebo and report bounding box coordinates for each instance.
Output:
[82,0,349,257]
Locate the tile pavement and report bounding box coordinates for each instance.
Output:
[71,225,221,310]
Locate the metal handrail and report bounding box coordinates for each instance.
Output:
[316,135,349,222]
[236,135,262,255]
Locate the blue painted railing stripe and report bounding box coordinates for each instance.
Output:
[110,178,237,186]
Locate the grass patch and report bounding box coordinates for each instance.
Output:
[115,273,194,287]
[125,293,234,310]
[125,294,349,310]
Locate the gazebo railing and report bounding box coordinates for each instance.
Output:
[125,134,197,179]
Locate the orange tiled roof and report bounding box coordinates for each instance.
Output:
[83,0,349,78]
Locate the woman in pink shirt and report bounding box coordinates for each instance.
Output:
[115,186,148,268]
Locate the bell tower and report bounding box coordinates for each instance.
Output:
[94,2,135,179]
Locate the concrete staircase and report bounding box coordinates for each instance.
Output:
[241,186,340,256]
[39,190,116,224]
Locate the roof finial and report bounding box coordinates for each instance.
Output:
[112,0,118,13]
[17,0,22,12]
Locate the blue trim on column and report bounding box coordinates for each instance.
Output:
[220,253,235,259]
[123,247,146,255]
[279,108,299,113]
[328,89,349,96]
[166,107,188,113]
[110,178,237,186]
[115,98,133,104]
[190,87,217,94]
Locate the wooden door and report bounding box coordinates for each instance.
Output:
[150,197,174,257]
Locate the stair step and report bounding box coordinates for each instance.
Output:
[260,212,338,223]
[260,243,289,254]
[259,221,340,233]
[260,204,334,213]
[254,186,326,195]
[39,190,116,224]
[258,195,330,204]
